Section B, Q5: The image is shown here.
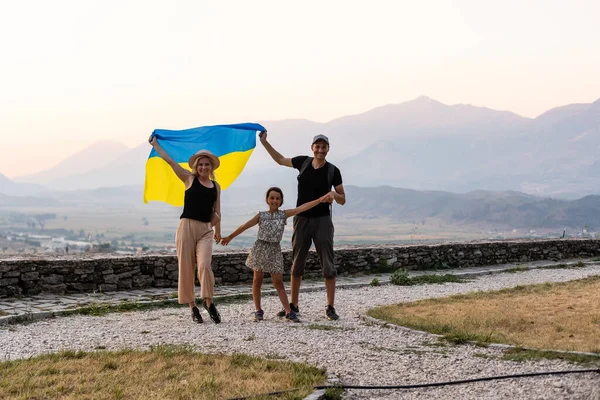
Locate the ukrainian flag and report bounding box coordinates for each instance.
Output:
[144,123,265,206]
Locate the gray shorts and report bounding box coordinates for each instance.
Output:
[291,215,336,279]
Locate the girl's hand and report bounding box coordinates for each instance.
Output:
[214,231,221,244]
[220,236,232,246]
[148,135,156,146]
[321,191,335,203]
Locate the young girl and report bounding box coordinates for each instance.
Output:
[220,187,325,322]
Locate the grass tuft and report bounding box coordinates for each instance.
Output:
[411,274,465,285]
[506,266,529,273]
[322,385,345,399]
[503,348,600,365]
[65,299,178,317]
[390,269,465,286]
[540,262,587,270]
[390,269,412,285]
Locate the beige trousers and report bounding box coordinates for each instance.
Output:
[176,218,215,304]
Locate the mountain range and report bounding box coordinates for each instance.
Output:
[2,183,600,230]
[4,96,600,198]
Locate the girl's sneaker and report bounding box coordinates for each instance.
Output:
[254,310,264,322]
[285,310,300,323]
[277,303,299,317]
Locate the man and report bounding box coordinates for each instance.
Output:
[260,131,346,320]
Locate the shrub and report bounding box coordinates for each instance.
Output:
[390,269,411,285]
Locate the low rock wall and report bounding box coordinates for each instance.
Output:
[1,239,599,297]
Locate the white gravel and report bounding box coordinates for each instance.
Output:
[1,266,600,400]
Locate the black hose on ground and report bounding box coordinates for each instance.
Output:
[226,368,600,400]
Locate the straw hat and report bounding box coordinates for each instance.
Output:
[188,150,220,170]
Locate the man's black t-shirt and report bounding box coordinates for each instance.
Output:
[292,156,343,218]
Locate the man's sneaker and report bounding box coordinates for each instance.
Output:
[191,306,203,323]
[277,303,299,318]
[254,310,264,322]
[325,305,339,321]
[285,311,300,323]
[202,300,221,324]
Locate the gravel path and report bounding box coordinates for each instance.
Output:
[1,266,599,400]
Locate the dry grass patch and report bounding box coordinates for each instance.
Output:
[0,345,326,400]
[368,276,600,353]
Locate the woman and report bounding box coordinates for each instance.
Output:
[149,135,222,324]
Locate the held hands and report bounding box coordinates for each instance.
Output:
[320,191,336,204]
[220,236,233,246]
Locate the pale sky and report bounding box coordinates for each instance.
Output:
[1,0,599,178]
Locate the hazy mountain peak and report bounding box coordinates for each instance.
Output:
[0,172,47,196]
[535,103,591,126]
[406,95,445,106]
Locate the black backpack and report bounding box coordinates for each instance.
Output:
[298,157,335,190]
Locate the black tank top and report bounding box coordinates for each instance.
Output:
[180,178,217,222]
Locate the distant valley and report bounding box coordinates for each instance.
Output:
[2,184,600,231]
[2,96,599,253]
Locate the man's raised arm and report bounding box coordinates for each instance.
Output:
[259,131,293,168]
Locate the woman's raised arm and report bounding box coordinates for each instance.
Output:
[149,135,192,183]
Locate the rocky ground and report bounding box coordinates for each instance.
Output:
[1,266,599,399]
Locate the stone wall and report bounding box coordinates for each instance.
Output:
[1,239,599,297]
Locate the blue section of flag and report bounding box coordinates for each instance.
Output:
[148,123,265,162]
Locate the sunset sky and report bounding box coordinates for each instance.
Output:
[2,0,599,178]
